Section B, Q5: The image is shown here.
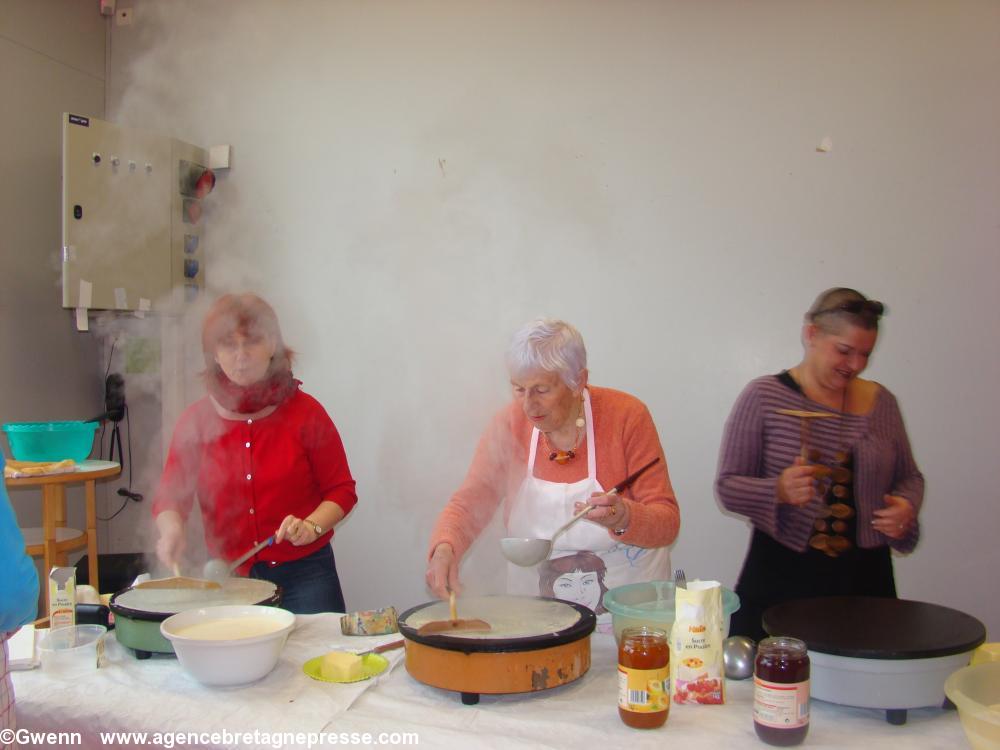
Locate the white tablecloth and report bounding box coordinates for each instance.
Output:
[12,614,968,749]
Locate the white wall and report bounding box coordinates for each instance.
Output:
[1,1,107,575]
[108,0,1000,634]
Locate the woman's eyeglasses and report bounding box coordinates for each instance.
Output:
[813,299,885,319]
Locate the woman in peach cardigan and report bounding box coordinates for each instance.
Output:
[426,319,680,619]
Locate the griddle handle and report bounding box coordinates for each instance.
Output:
[75,603,113,630]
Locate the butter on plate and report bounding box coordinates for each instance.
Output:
[320,651,363,681]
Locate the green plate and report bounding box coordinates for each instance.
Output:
[302,653,389,683]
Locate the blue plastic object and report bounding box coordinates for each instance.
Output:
[2,421,98,462]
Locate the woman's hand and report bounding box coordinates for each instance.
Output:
[155,511,186,569]
[426,543,460,600]
[776,457,817,506]
[575,492,627,530]
[872,495,915,539]
[276,514,319,546]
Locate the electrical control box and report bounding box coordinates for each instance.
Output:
[61,114,212,312]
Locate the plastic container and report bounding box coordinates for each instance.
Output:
[37,624,106,678]
[944,662,1000,750]
[603,580,740,644]
[2,421,98,462]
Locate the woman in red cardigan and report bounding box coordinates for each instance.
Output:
[153,294,357,614]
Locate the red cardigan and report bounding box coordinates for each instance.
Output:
[152,389,357,574]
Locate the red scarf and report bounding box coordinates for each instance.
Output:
[205,362,299,414]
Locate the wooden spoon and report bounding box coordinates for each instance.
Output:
[775,408,839,461]
[416,590,491,636]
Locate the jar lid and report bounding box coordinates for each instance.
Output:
[621,625,668,639]
[758,636,808,655]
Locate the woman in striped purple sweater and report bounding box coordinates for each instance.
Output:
[716,288,924,641]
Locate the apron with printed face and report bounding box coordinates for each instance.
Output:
[506,389,671,625]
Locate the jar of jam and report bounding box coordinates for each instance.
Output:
[753,636,810,746]
[618,626,670,729]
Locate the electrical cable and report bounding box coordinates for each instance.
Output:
[97,494,130,522]
[95,334,144,520]
[98,336,118,456]
[126,402,134,491]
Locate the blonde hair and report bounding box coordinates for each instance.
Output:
[806,287,883,333]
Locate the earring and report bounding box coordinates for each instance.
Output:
[575,399,585,429]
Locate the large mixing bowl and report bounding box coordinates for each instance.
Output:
[161,604,296,687]
[944,662,1000,750]
[2,421,98,462]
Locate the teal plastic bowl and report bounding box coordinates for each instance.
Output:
[603,580,741,644]
[2,421,98,462]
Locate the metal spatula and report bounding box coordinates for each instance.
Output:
[416,590,491,636]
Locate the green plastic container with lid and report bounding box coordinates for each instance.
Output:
[603,580,741,644]
[2,421,98,462]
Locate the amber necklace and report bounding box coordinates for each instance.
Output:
[543,399,586,464]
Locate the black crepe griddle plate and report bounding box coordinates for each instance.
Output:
[763,596,986,659]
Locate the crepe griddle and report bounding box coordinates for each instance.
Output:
[764,596,986,723]
[399,596,596,705]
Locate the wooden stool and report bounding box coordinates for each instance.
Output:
[6,460,121,613]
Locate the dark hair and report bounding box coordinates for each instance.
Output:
[806,287,884,332]
[538,551,609,613]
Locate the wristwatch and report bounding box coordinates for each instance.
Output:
[305,519,323,536]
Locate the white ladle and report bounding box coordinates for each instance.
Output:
[500,456,662,568]
[203,534,276,582]
[501,504,596,567]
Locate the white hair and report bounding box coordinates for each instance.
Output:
[506,318,587,390]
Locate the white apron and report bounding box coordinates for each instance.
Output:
[506,389,671,625]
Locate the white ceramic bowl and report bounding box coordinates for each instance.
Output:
[37,624,106,678]
[160,605,295,686]
[944,662,1000,750]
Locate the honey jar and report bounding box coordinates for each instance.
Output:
[618,626,670,729]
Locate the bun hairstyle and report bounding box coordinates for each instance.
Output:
[201,293,295,371]
[806,287,885,333]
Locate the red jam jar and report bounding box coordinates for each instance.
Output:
[618,626,670,729]
[753,637,810,745]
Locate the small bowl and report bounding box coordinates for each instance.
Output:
[2,421,98,462]
[603,580,740,644]
[37,624,106,678]
[161,605,295,687]
[944,662,1000,750]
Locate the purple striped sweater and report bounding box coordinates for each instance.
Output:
[715,375,924,553]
